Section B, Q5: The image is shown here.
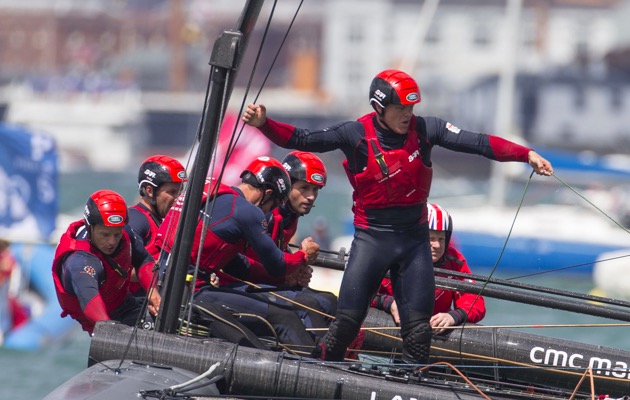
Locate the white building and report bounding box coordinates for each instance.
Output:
[319,0,621,114]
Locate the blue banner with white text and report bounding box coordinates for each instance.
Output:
[0,123,57,242]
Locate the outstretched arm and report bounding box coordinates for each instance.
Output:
[527,150,554,176]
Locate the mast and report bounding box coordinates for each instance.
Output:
[396,0,440,74]
[488,0,523,206]
[155,0,265,333]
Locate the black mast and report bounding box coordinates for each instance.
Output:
[156,0,264,333]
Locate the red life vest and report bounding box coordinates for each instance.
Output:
[268,207,298,251]
[156,179,246,289]
[130,204,161,259]
[343,113,432,228]
[52,220,133,333]
[128,204,160,295]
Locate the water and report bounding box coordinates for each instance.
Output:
[2,273,629,399]
[0,327,89,400]
[479,272,630,350]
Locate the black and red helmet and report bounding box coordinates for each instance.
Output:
[84,190,128,227]
[138,155,187,196]
[281,151,327,187]
[240,156,291,202]
[369,69,421,110]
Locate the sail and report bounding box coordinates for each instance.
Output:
[209,111,271,185]
[0,123,57,242]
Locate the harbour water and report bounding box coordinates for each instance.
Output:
[1,273,629,399]
[0,327,89,400]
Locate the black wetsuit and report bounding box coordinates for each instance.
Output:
[256,113,531,363]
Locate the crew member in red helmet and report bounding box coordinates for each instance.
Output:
[155,156,320,348]
[129,155,187,259]
[243,69,553,366]
[52,190,160,334]
[224,151,337,340]
[127,155,187,296]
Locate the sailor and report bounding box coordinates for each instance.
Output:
[372,203,486,333]
[127,155,187,297]
[224,151,338,339]
[52,190,161,335]
[0,239,29,334]
[242,69,553,366]
[129,154,187,258]
[155,156,320,350]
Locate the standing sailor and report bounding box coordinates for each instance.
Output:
[243,69,553,366]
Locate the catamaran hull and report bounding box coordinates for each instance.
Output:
[87,321,549,400]
[43,359,221,400]
[362,308,630,397]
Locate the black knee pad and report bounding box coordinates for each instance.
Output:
[400,321,432,365]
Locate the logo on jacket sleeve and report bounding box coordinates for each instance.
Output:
[446,122,461,134]
[82,265,96,278]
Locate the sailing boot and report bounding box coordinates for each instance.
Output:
[400,321,432,376]
[312,332,347,361]
[311,309,363,361]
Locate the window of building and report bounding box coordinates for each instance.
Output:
[473,23,490,47]
[348,21,363,43]
[573,85,585,110]
[426,24,440,44]
[10,30,26,48]
[347,59,361,87]
[521,20,536,50]
[610,86,622,110]
[32,30,49,49]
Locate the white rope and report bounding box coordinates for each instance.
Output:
[168,361,220,391]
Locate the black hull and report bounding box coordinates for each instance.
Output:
[86,321,572,400]
[44,359,221,400]
[363,308,630,397]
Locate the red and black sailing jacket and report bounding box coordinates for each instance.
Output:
[52,220,133,333]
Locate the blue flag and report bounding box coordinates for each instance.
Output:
[0,123,57,241]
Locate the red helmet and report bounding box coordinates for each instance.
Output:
[281,151,327,187]
[240,156,291,202]
[427,203,452,246]
[138,155,187,196]
[369,69,421,110]
[84,190,128,227]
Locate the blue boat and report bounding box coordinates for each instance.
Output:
[442,147,630,275]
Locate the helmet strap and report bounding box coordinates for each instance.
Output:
[374,106,397,133]
[86,224,95,245]
[143,185,161,217]
[258,188,274,210]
